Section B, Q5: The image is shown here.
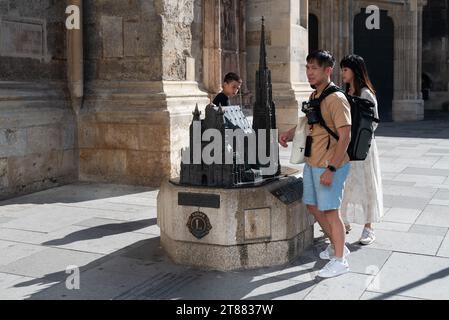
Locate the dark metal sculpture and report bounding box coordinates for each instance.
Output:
[179,18,280,188]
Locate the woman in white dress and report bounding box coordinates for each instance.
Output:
[340,54,384,245]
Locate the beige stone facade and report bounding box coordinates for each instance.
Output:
[0,0,433,198]
[309,0,427,122]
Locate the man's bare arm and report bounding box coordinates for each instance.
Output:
[329,125,351,167]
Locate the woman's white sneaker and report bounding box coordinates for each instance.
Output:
[319,244,351,260]
[359,228,376,245]
[317,258,349,278]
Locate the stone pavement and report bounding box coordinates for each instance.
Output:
[1,113,449,300]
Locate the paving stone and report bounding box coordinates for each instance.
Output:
[304,272,374,300]
[0,217,15,224]
[0,228,49,245]
[383,196,429,211]
[345,247,391,275]
[381,180,415,187]
[57,203,156,221]
[0,247,104,279]
[429,148,449,155]
[360,291,425,300]
[437,233,449,258]
[0,242,47,266]
[378,163,407,174]
[0,204,40,218]
[382,185,437,200]
[0,272,55,300]
[367,252,449,300]
[345,225,443,255]
[392,157,440,167]
[0,205,93,233]
[393,174,446,185]
[401,167,449,177]
[162,271,316,300]
[408,225,448,237]
[430,199,449,206]
[382,208,423,224]
[375,221,411,232]
[40,225,150,255]
[29,269,149,300]
[415,205,449,228]
[433,189,449,200]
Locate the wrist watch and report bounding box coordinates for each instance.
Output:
[327,165,337,173]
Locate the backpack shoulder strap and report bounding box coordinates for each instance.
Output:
[318,85,343,141]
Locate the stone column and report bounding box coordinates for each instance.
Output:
[392,0,425,121]
[79,0,208,186]
[203,0,223,96]
[246,0,312,132]
[309,0,352,86]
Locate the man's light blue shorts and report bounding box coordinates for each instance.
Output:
[302,162,351,212]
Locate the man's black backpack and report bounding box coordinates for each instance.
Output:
[317,85,380,161]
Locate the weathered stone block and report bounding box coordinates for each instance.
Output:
[126,150,170,181]
[79,149,127,179]
[101,15,123,58]
[244,208,271,240]
[26,125,63,153]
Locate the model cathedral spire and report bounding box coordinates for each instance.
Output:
[252,16,280,176]
[180,18,280,188]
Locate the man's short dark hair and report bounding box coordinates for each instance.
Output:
[224,72,242,83]
[306,50,335,68]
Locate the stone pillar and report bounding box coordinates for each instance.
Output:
[203,0,223,96]
[79,0,208,186]
[0,2,77,199]
[392,0,425,121]
[309,0,351,86]
[246,0,312,132]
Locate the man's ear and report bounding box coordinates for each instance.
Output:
[326,66,334,77]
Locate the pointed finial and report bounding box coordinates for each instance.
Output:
[193,103,201,120]
[218,103,224,114]
[259,16,267,70]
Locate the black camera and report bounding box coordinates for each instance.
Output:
[301,99,322,125]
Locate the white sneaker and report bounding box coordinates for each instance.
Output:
[317,258,349,278]
[359,228,376,245]
[319,244,351,260]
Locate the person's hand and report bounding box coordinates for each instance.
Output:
[278,132,289,148]
[320,169,334,186]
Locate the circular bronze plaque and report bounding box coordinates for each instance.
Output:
[187,211,212,239]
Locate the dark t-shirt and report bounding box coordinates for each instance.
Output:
[213,92,231,106]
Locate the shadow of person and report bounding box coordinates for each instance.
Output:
[42,218,156,246]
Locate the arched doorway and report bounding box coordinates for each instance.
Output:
[354,9,394,122]
[309,13,319,54]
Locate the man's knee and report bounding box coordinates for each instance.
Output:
[306,205,317,215]
[307,205,323,218]
[323,209,340,221]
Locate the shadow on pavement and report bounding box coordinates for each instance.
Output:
[42,219,157,246]
[14,236,333,300]
[0,181,158,205]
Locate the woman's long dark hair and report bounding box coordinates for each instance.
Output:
[340,54,376,96]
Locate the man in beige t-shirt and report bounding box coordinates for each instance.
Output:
[279,50,352,278]
[308,85,352,168]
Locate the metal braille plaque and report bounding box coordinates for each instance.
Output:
[187,211,212,239]
[178,192,220,208]
[270,177,303,205]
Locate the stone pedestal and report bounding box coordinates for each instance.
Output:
[157,176,314,271]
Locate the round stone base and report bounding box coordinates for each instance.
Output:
[157,176,314,271]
